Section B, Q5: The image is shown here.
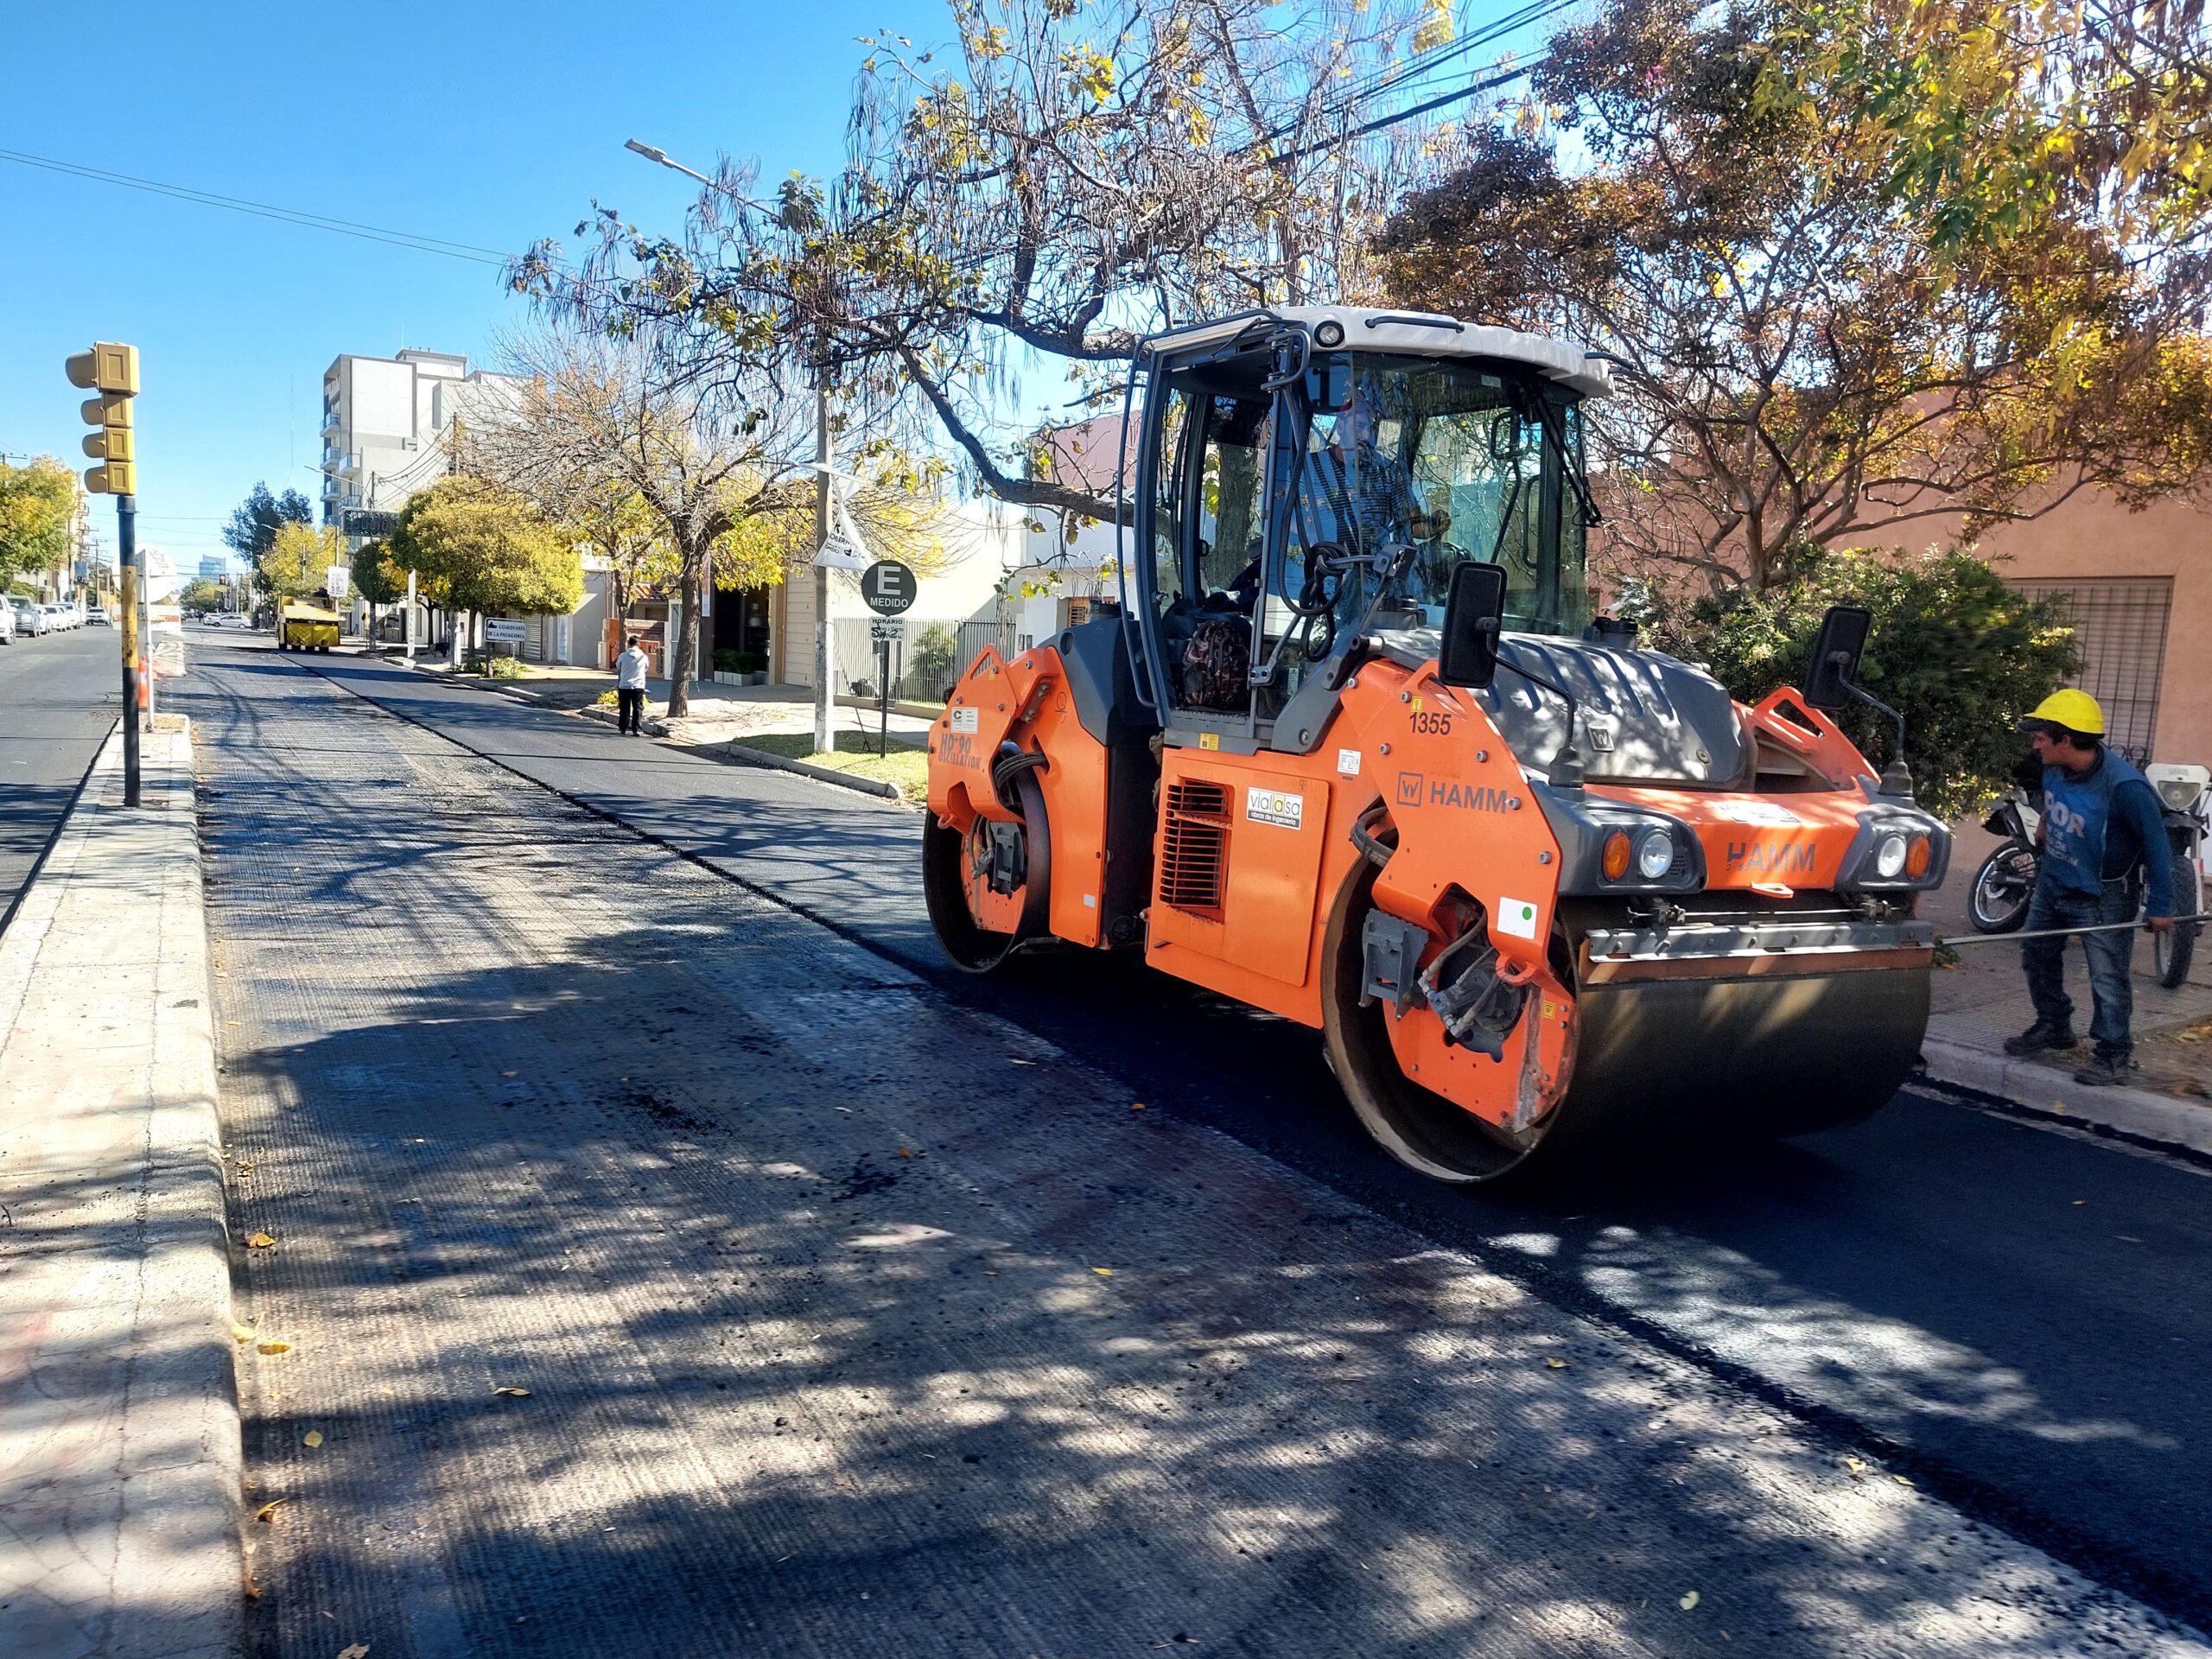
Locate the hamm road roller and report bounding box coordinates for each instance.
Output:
[923,306,1950,1182]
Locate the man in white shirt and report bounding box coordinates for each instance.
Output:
[614,635,650,735]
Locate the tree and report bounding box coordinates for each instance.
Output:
[1645,543,2079,817]
[224,482,315,573]
[1370,0,2212,595]
[513,0,1443,523]
[350,537,408,643]
[178,576,226,613]
[387,479,582,658]
[259,521,346,601]
[0,457,75,588]
[459,336,814,715]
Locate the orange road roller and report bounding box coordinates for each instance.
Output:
[922,306,1949,1182]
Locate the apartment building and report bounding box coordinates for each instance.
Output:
[317,348,524,549]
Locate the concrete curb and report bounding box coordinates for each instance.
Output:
[0,719,242,1658]
[1918,1034,2212,1159]
[716,741,907,802]
[397,655,912,804]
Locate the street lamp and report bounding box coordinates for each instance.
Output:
[623,138,714,188]
[621,137,836,749]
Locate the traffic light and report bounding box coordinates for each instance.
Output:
[67,341,139,495]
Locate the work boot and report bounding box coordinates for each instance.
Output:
[2073,1051,2133,1088]
[2004,1020,2077,1057]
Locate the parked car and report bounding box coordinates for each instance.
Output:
[85,607,111,626]
[0,603,14,645]
[11,599,49,636]
[42,605,73,632]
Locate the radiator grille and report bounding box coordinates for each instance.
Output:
[1160,779,1230,918]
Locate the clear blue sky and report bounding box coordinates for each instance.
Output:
[0,0,944,574]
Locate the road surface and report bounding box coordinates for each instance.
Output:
[0,625,123,926]
[174,639,2212,1656]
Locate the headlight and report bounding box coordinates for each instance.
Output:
[2158,778,2202,810]
[1636,827,1675,880]
[1875,834,1908,880]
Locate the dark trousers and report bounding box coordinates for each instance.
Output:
[617,688,645,734]
[2022,874,2139,1058]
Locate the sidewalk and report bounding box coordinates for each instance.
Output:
[0,719,240,1658]
[1919,817,2212,1157]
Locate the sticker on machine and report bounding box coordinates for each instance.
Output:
[1245,786,1306,830]
[1715,798,1797,827]
[1336,748,1361,776]
[949,707,980,733]
[1495,897,1541,939]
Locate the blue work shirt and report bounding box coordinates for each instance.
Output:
[2040,747,2175,916]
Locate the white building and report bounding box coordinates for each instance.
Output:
[318,348,525,550]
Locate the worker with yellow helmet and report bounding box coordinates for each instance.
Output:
[2005,689,2175,1086]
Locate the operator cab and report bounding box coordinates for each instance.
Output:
[1124,305,1611,754]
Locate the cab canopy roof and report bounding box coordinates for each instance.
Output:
[1146,305,1613,401]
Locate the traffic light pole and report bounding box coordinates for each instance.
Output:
[117,493,141,807]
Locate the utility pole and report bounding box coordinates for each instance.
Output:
[67,341,142,806]
[813,383,835,755]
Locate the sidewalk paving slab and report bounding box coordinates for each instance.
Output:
[0,720,241,1659]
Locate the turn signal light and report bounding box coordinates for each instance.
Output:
[1905,835,1932,879]
[1602,830,1631,880]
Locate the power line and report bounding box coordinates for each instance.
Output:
[0,147,517,266]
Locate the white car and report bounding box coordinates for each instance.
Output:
[0,603,13,645]
[42,605,73,632]
[85,607,111,627]
[10,601,48,637]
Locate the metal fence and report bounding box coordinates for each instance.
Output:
[831,615,1018,702]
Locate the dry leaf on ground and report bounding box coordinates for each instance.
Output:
[1092,1268,1114,1277]
[337,1644,372,1659]
[1546,1357,1568,1370]
[257,1341,293,1355]
[245,1232,277,1249]
[493,1385,531,1398]
[302,1430,323,1448]
[231,1323,257,1344]
[1680,1591,1700,1611]
[254,1499,287,1523]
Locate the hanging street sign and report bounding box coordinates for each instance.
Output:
[861,559,918,617]
[810,533,870,572]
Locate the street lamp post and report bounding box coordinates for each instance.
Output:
[623,138,836,747]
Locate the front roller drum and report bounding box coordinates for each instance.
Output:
[1321,859,1931,1184]
[922,768,1052,973]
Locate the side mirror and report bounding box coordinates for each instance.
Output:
[1438,561,1508,689]
[1803,604,1872,711]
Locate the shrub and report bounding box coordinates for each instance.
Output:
[1643,545,2079,819]
[911,622,958,687]
[713,647,766,674]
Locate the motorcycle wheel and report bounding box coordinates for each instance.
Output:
[1969,841,2037,934]
[2153,846,2201,988]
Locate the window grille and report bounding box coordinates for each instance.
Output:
[2010,576,2174,762]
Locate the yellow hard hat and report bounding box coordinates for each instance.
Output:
[2021,688,2105,736]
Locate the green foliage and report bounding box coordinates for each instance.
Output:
[1644,545,2079,817]
[349,537,408,607]
[178,576,226,613]
[223,482,314,569]
[0,457,76,586]
[910,621,959,688]
[389,478,582,619]
[712,647,766,674]
[258,521,345,601]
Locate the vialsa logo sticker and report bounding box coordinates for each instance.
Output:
[1245,786,1305,830]
[949,707,980,733]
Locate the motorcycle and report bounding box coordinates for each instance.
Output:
[2145,761,2209,988]
[1968,785,2042,935]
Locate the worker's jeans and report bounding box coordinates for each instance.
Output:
[2022,874,2139,1059]
[617,688,645,734]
